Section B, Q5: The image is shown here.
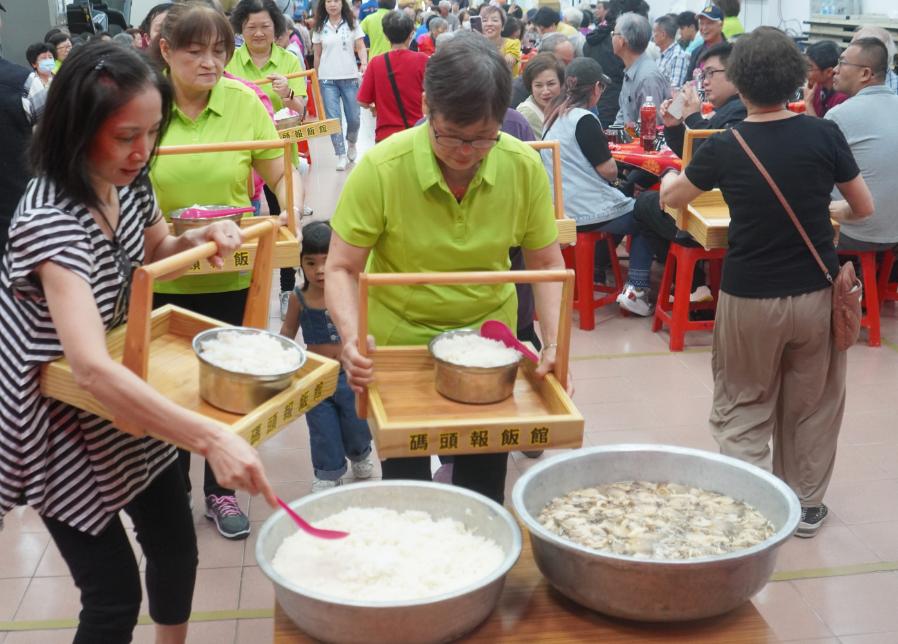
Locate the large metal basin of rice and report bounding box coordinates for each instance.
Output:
[511,444,800,621]
[256,481,522,644]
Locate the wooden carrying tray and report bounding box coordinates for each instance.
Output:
[528,141,576,246]
[256,69,342,142]
[358,270,583,459]
[40,220,340,446]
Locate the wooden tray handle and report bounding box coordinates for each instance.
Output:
[356,269,574,419]
[253,69,325,124]
[526,141,565,223]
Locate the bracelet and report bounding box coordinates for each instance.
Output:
[287,89,295,101]
[542,343,558,352]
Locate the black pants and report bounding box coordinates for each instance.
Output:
[42,462,198,644]
[153,289,249,497]
[632,191,705,288]
[382,452,510,504]
[263,184,297,293]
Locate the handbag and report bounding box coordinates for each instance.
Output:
[731,129,862,351]
[383,52,410,129]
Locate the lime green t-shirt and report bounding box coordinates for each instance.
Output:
[361,9,391,59]
[225,43,307,113]
[150,76,281,295]
[330,124,558,346]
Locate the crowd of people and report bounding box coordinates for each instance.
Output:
[2,0,898,641]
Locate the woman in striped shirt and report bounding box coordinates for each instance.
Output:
[0,42,276,644]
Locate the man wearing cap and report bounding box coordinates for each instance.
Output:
[611,12,670,127]
[0,2,45,263]
[685,3,726,82]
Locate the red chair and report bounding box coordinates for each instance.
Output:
[838,250,880,346]
[652,244,725,351]
[877,249,898,305]
[562,231,625,331]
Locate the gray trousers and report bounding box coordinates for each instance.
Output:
[710,288,846,507]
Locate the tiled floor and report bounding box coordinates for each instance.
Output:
[4,113,898,643]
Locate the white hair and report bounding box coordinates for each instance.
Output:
[562,7,583,28]
[854,25,896,60]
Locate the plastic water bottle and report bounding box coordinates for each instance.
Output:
[640,96,657,152]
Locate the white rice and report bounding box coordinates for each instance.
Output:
[271,507,506,601]
[199,331,303,375]
[431,333,521,368]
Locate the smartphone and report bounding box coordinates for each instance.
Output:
[470,15,483,33]
[668,92,686,120]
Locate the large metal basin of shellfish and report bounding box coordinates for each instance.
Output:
[511,444,800,621]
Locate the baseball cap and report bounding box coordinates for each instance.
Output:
[565,57,612,89]
[698,3,723,21]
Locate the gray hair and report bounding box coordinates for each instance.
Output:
[616,11,651,54]
[429,16,448,33]
[539,32,571,54]
[112,32,135,47]
[562,7,582,28]
[434,30,455,50]
[654,14,677,40]
[853,25,896,60]
[438,0,450,9]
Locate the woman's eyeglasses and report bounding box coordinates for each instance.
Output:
[431,125,501,150]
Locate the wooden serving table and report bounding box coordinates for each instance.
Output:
[273,532,775,643]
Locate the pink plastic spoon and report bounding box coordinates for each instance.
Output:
[180,206,255,220]
[480,320,539,363]
[276,496,349,540]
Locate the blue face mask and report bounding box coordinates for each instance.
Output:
[38,58,55,74]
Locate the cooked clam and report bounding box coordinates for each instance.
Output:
[537,481,775,560]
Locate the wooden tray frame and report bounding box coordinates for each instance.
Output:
[528,141,576,246]
[357,270,584,458]
[40,220,340,443]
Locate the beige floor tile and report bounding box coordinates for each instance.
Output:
[242,522,268,568]
[792,571,898,636]
[195,520,247,569]
[259,447,313,484]
[840,633,898,644]
[839,409,898,446]
[831,443,897,483]
[3,629,78,644]
[190,567,243,613]
[14,576,80,621]
[774,526,880,572]
[259,419,311,451]
[823,479,898,525]
[848,521,898,561]
[0,578,31,621]
[129,620,237,644]
[752,580,834,641]
[0,507,48,535]
[235,618,274,644]
[0,531,49,579]
[238,566,274,611]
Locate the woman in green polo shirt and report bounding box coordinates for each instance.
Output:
[149,3,303,540]
[325,32,566,504]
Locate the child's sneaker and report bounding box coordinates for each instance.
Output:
[796,504,828,538]
[311,478,343,493]
[351,457,374,480]
[335,155,348,171]
[616,284,654,317]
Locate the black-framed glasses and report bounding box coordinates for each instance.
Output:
[700,67,726,81]
[431,125,501,150]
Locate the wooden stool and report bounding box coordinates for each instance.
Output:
[838,250,880,347]
[652,244,725,351]
[562,231,624,331]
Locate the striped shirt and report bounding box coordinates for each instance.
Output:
[0,175,177,535]
[658,42,690,89]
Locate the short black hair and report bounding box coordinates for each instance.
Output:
[532,6,560,28]
[153,3,235,68]
[301,221,332,257]
[139,2,173,34]
[377,0,394,9]
[424,31,511,125]
[43,27,65,42]
[46,32,71,52]
[805,40,841,71]
[30,42,173,210]
[727,27,805,107]
[502,16,522,38]
[230,0,286,38]
[698,41,732,66]
[383,10,414,44]
[676,10,697,29]
[522,52,565,94]
[850,37,889,80]
[717,0,741,17]
[26,42,54,66]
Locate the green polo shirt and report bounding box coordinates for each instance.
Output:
[331,124,558,346]
[225,43,307,113]
[361,9,391,59]
[150,76,281,295]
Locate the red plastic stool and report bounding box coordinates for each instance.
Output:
[877,249,898,305]
[838,250,880,347]
[652,244,725,351]
[562,231,625,331]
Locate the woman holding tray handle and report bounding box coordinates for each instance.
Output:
[326,32,566,505]
[0,42,276,644]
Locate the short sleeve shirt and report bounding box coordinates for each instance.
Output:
[312,19,365,80]
[331,124,558,345]
[150,76,281,295]
[685,116,860,298]
[225,44,308,113]
[361,9,391,59]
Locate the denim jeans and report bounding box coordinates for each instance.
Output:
[579,208,654,289]
[307,370,372,480]
[320,78,361,156]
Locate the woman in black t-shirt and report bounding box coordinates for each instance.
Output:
[660,28,873,539]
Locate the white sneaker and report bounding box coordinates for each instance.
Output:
[301,205,314,219]
[347,142,358,162]
[279,290,291,320]
[690,285,714,303]
[311,478,344,493]
[617,284,654,317]
[335,155,348,171]
[351,457,373,480]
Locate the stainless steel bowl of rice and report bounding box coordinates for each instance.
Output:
[256,481,522,644]
[512,444,801,621]
[427,329,522,404]
[192,327,306,414]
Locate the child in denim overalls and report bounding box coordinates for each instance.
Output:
[281,222,373,491]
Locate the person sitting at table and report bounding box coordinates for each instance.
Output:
[653,14,690,89]
[828,37,898,253]
[803,40,848,118]
[634,41,745,278]
[416,15,447,56]
[685,4,726,82]
[611,11,670,128]
[510,33,574,109]
[542,57,657,316]
[516,52,564,138]
[326,31,566,504]
[661,27,874,539]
